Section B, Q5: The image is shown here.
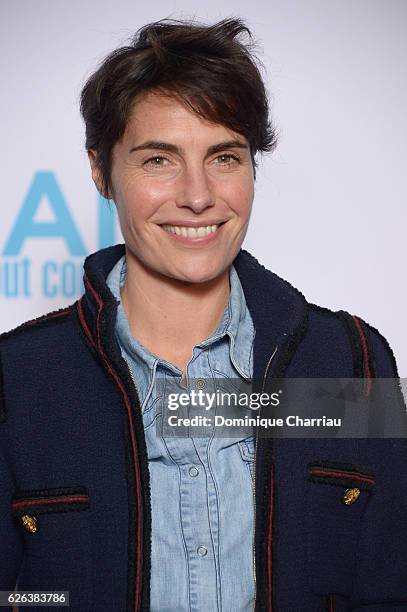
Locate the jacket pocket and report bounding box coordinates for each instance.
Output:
[306,461,375,600]
[11,485,92,610]
[11,485,90,520]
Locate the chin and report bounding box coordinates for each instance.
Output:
[167,261,227,285]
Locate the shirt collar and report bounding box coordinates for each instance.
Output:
[194,263,255,379]
[106,256,163,374]
[106,255,255,379]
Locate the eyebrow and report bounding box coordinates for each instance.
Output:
[129,139,249,156]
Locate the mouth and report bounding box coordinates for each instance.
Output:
[160,221,226,240]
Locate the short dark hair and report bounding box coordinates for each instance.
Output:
[80,16,278,198]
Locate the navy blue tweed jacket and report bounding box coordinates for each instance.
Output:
[1,244,406,612]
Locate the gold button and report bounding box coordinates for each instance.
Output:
[21,514,38,533]
[343,487,361,505]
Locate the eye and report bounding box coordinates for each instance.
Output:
[215,153,241,166]
[143,155,170,168]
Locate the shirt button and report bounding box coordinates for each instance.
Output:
[197,545,208,557]
[189,466,199,478]
[196,379,206,389]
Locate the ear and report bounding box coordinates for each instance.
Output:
[87,149,111,199]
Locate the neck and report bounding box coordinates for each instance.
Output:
[119,249,231,370]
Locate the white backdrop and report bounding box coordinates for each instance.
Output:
[1,0,406,374]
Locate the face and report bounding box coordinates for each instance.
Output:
[89,90,255,285]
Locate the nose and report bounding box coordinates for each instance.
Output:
[175,165,215,212]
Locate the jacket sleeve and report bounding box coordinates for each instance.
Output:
[0,352,24,589]
[350,321,407,610]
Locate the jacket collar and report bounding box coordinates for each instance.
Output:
[78,243,309,384]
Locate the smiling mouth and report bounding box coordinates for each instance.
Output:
[159,223,225,238]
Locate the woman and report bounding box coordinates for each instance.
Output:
[1,17,406,612]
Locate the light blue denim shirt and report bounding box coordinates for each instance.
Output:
[106,256,256,612]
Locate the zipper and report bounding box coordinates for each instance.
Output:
[123,356,144,612]
[252,345,279,611]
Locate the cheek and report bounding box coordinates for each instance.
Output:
[220,176,254,216]
[116,180,168,223]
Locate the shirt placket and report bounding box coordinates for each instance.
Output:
[164,349,220,612]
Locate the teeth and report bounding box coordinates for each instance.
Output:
[161,224,220,237]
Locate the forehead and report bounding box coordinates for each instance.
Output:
[123,90,246,145]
